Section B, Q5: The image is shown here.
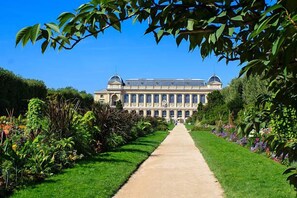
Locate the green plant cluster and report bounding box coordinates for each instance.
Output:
[0,68,47,115]
[0,98,168,197]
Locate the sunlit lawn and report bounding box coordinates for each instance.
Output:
[191,130,296,198]
[12,131,168,198]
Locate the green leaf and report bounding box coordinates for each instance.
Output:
[30,24,41,44]
[217,11,227,18]
[16,26,31,46]
[272,36,284,55]
[41,40,49,54]
[209,33,216,44]
[231,15,243,21]
[216,24,225,39]
[57,12,75,27]
[45,23,60,33]
[187,19,195,31]
[228,27,234,36]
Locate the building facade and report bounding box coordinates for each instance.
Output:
[94,75,222,121]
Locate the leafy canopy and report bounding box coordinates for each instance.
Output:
[16,0,297,107]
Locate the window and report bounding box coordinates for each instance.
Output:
[178,110,182,118]
[154,94,159,103]
[124,94,129,103]
[162,94,167,101]
[146,94,152,103]
[177,94,182,103]
[170,110,174,118]
[131,94,136,103]
[154,110,159,117]
[100,94,104,98]
[147,110,151,116]
[185,94,190,103]
[162,110,167,118]
[169,94,174,103]
[192,94,198,103]
[139,94,144,103]
[200,94,206,104]
[139,110,144,116]
[185,111,190,118]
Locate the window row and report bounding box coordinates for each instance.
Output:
[124,94,206,104]
[138,110,191,118]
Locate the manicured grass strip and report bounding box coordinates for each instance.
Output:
[190,131,296,198]
[12,131,168,198]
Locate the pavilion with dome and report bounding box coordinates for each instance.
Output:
[94,74,222,121]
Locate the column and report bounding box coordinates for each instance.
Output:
[197,94,200,104]
[159,94,162,106]
[190,94,193,107]
[166,94,169,103]
[136,94,139,107]
[151,94,154,107]
[159,110,162,118]
[144,110,147,117]
[144,94,147,107]
[128,94,131,107]
[174,94,177,107]
[205,94,208,104]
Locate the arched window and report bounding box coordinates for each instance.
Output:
[177,94,182,103]
[200,94,206,104]
[131,94,136,103]
[185,111,190,118]
[169,94,174,103]
[192,95,198,103]
[154,94,159,103]
[124,94,129,103]
[185,94,190,103]
[177,110,182,118]
[139,94,144,103]
[111,95,118,106]
[146,94,152,103]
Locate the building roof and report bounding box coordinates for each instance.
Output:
[108,75,124,85]
[125,79,206,86]
[208,75,222,84]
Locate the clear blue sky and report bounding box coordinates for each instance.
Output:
[1,1,242,94]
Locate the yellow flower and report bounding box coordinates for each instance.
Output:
[12,144,17,151]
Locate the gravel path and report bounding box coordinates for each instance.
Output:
[113,123,224,198]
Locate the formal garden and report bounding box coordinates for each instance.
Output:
[0,68,171,197]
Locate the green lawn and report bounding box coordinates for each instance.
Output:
[190,131,296,198]
[12,131,168,198]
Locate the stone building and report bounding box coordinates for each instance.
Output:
[94,75,222,121]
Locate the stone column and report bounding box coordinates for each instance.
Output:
[182,110,185,120]
[159,94,162,106]
[151,94,154,107]
[197,94,200,104]
[190,94,193,107]
[128,94,131,107]
[174,94,177,107]
[144,110,147,117]
[205,94,208,104]
[144,94,147,107]
[136,94,139,107]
